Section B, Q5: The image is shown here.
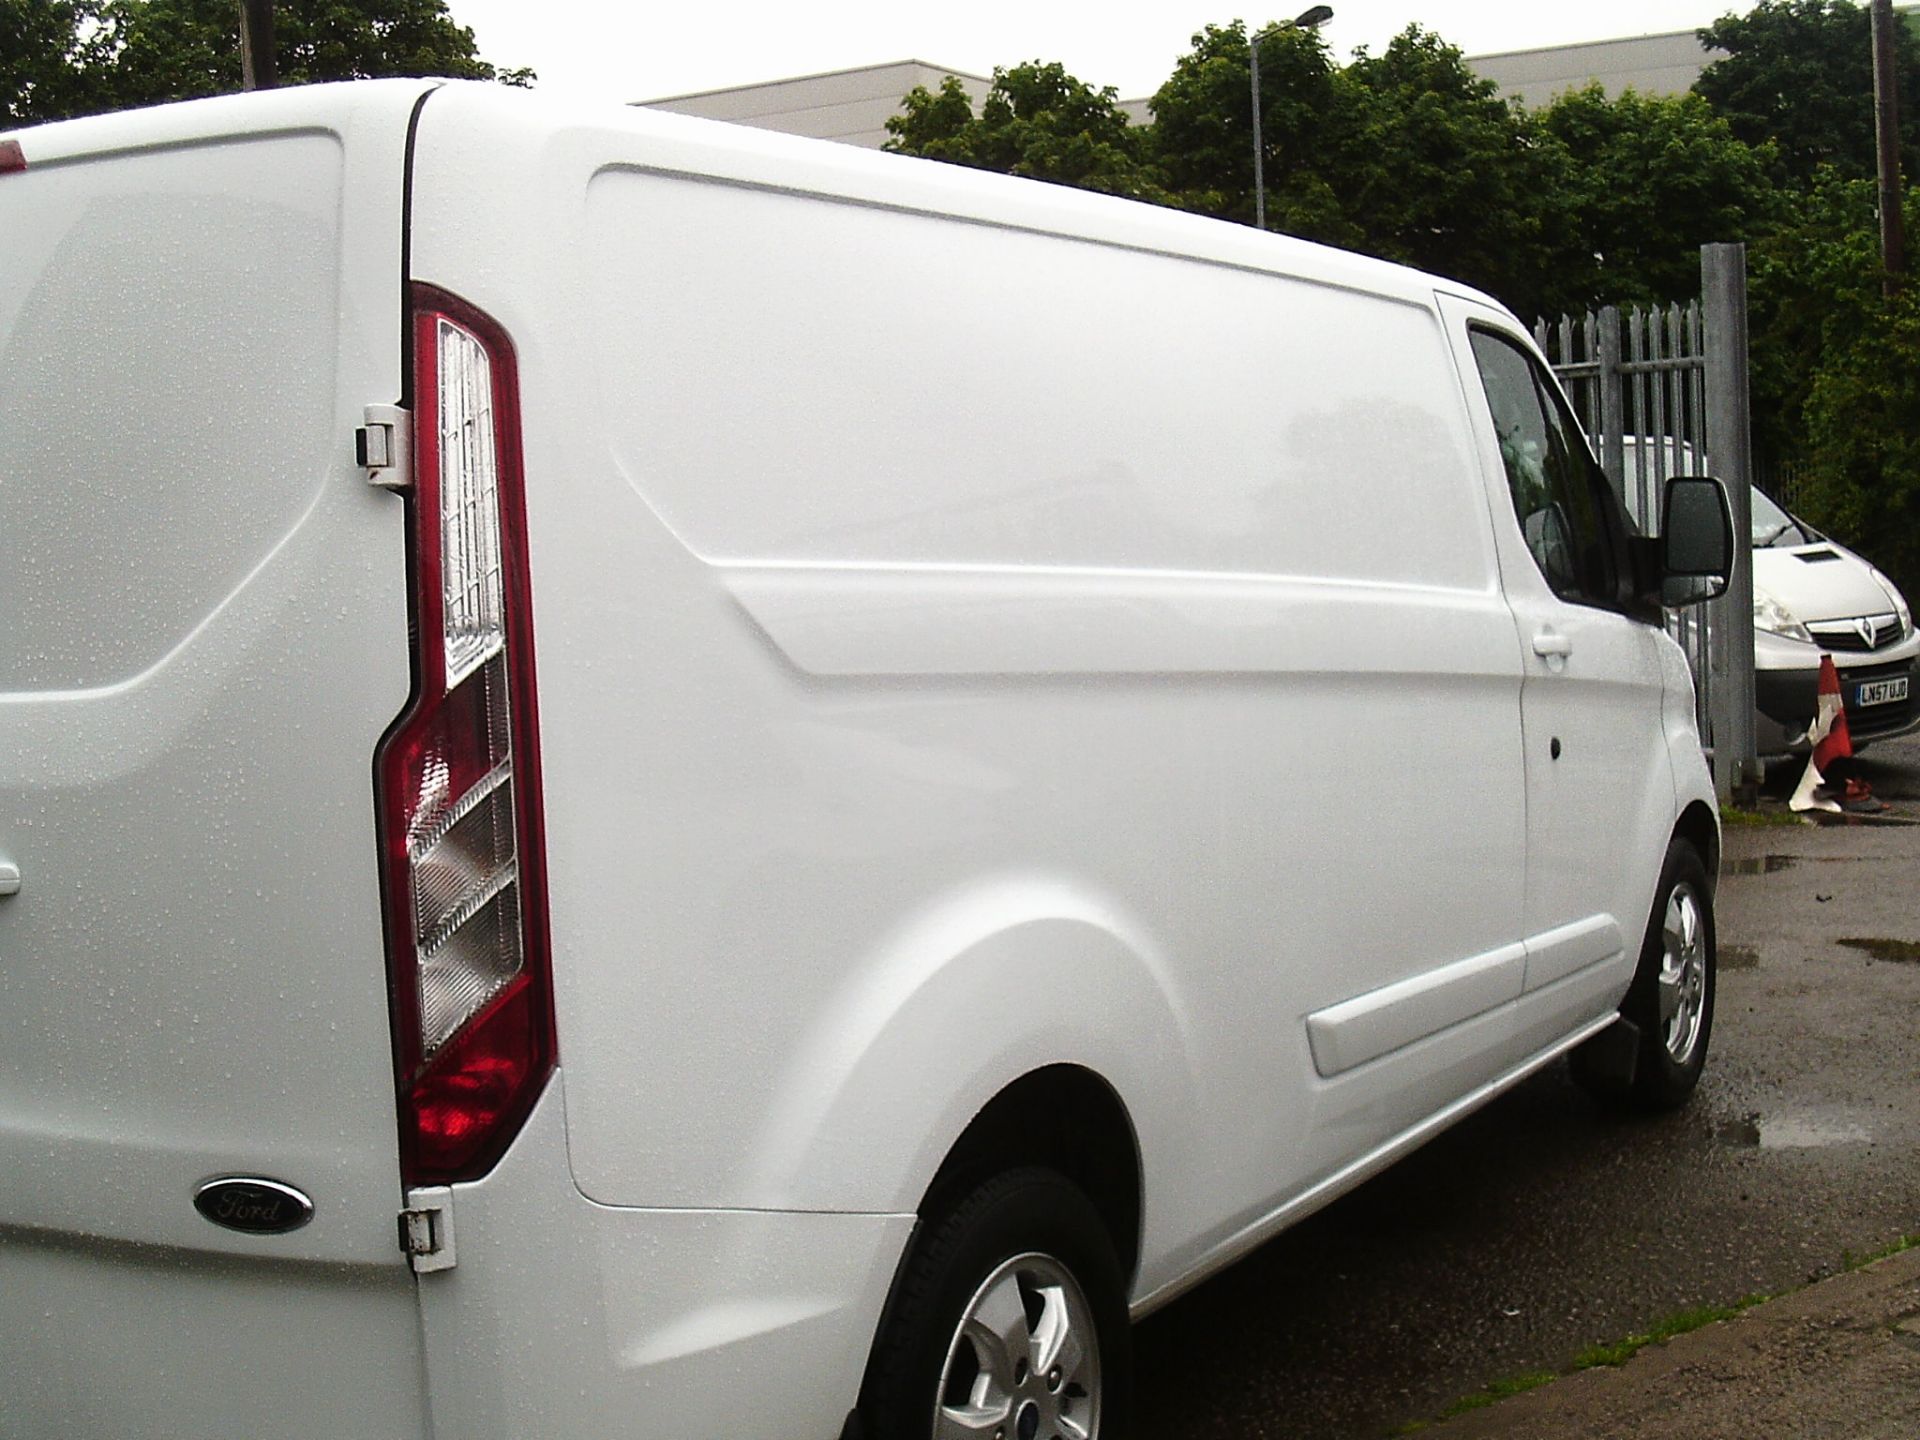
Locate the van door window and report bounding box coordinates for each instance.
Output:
[1468,329,1623,608]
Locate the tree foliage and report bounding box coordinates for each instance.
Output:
[1801,274,1920,596]
[886,62,1166,201]
[3,0,106,123]
[4,0,531,125]
[1339,27,1548,309]
[1736,174,1920,591]
[1528,86,1781,315]
[1149,20,1360,239]
[1695,0,1920,185]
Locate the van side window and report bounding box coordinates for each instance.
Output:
[1468,329,1622,608]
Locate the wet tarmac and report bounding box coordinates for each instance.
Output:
[1132,732,1920,1439]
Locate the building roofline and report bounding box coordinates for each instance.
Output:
[1467,5,1920,64]
[1466,25,1710,64]
[641,58,993,107]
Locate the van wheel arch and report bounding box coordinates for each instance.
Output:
[853,1065,1142,1439]
[916,1063,1143,1289]
[1674,799,1720,880]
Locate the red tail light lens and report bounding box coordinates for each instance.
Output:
[378,286,553,1186]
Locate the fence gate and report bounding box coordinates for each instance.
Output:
[1534,243,1758,801]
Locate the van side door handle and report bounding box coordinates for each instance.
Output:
[1531,630,1572,659]
[0,860,18,897]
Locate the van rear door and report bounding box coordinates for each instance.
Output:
[0,82,429,1438]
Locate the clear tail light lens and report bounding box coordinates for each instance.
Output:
[378,287,553,1186]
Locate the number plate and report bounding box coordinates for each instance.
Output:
[1854,676,1910,707]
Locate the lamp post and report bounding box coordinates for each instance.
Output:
[1251,5,1333,231]
[1871,0,1904,292]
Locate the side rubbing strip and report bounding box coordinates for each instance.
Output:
[1306,943,1527,1078]
[1522,914,1625,994]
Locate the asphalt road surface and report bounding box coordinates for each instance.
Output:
[1133,732,1920,1440]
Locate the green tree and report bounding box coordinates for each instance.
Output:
[2,0,111,124]
[1149,19,1363,240]
[1528,85,1780,315]
[4,0,532,124]
[886,61,1166,201]
[1800,275,1920,595]
[885,73,978,159]
[1694,0,1920,186]
[1747,173,1881,457]
[1340,26,1549,312]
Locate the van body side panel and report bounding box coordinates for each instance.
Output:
[0,84,427,1435]
[416,1076,912,1440]
[408,86,1529,1315]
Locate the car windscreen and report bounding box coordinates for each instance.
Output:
[1751,486,1813,547]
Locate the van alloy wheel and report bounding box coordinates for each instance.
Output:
[1657,881,1709,1066]
[1569,836,1715,1112]
[936,1252,1100,1440]
[858,1168,1128,1440]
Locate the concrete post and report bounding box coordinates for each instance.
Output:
[1702,242,1758,802]
[1597,307,1626,512]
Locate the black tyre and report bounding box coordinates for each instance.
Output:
[1573,837,1715,1111]
[860,1167,1131,1440]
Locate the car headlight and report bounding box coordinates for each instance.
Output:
[1753,587,1813,642]
[1867,565,1913,636]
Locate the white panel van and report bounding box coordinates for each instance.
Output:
[0,80,1734,1439]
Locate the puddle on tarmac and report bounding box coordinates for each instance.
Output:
[1720,945,1759,970]
[1717,1112,1875,1149]
[1836,937,1920,963]
[1725,854,1798,875]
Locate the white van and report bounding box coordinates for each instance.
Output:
[0,81,1733,1439]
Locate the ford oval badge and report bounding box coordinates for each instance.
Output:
[193,1176,314,1235]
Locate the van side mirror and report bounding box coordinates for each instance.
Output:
[1660,476,1734,607]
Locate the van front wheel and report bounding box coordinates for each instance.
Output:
[861,1167,1131,1440]
[1574,836,1715,1111]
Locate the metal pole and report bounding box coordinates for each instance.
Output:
[1702,242,1758,802]
[1251,36,1265,231]
[1597,306,1626,514]
[239,0,277,90]
[1872,0,1905,292]
[1249,10,1332,232]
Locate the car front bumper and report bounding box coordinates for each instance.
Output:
[1754,629,1920,755]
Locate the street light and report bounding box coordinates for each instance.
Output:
[1251,5,1334,232]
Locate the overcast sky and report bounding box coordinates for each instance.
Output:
[450,1,1741,106]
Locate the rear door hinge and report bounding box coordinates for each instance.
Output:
[357,403,413,492]
[399,1185,456,1273]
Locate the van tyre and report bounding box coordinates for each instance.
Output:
[861,1167,1130,1440]
[1573,837,1715,1112]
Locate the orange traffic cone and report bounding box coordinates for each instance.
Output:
[1791,655,1880,813]
[1810,654,1853,772]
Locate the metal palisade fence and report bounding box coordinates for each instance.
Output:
[1534,243,1759,800]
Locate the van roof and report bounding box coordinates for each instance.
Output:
[0,77,437,167]
[554,80,1512,317]
[9,77,1516,322]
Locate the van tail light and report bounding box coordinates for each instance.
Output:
[377,285,553,1186]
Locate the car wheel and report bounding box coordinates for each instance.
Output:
[860,1167,1131,1440]
[1574,837,1715,1111]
